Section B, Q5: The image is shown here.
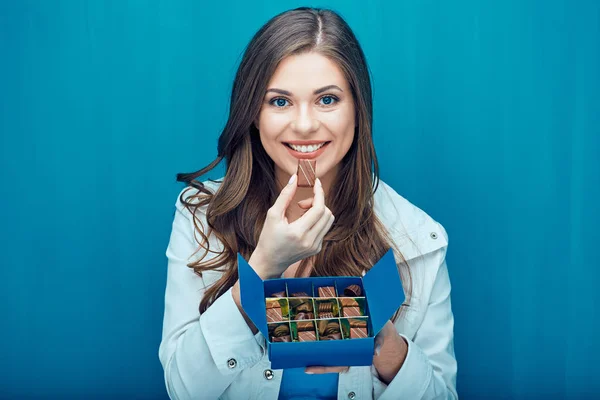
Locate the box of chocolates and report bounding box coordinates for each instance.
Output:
[238,248,404,369]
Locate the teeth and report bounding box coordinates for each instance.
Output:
[288,142,326,153]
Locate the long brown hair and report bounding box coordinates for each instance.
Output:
[176,7,411,316]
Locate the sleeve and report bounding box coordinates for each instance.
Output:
[373,227,458,399]
[158,189,265,400]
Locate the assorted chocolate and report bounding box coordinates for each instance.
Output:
[266,283,370,342]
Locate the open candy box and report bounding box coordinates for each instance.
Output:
[238,248,404,369]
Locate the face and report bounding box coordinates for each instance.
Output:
[256,52,356,188]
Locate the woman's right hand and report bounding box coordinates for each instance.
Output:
[250,174,334,279]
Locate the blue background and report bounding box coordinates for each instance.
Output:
[1,1,598,399]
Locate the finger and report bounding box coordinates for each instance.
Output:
[305,366,349,374]
[270,174,298,219]
[291,178,325,231]
[297,197,313,209]
[313,212,334,245]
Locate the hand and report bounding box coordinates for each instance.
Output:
[250,174,335,279]
[304,321,406,378]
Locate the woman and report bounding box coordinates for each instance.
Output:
[159,7,457,400]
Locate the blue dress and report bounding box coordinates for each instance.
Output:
[278,367,339,399]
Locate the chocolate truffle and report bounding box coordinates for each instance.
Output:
[318,286,336,297]
[297,159,317,187]
[294,312,314,320]
[343,284,362,297]
[273,324,290,337]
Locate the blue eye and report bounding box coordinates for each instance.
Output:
[271,98,290,108]
[320,95,338,106]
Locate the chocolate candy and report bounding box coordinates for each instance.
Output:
[296,321,315,331]
[319,312,334,319]
[322,332,342,340]
[342,307,363,317]
[273,325,290,337]
[294,312,314,320]
[318,303,333,312]
[339,298,360,307]
[318,286,336,297]
[318,320,340,337]
[349,319,367,328]
[297,159,317,187]
[270,291,286,298]
[291,292,309,297]
[272,335,291,342]
[343,284,362,297]
[266,307,283,322]
[298,331,317,341]
[295,302,313,313]
[350,328,367,338]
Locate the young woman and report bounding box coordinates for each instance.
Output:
[159,7,457,400]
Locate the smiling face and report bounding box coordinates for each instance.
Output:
[256,51,356,190]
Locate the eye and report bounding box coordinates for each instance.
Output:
[270,97,291,108]
[319,95,339,106]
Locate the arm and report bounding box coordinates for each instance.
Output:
[373,250,458,399]
[158,192,265,400]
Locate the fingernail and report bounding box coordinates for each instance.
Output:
[305,371,314,374]
[316,178,321,187]
[288,174,297,185]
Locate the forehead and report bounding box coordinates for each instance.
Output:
[267,52,348,91]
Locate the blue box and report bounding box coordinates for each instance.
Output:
[238,248,404,369]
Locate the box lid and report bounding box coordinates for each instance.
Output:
[237,253,268,338]
[362,248,404,334]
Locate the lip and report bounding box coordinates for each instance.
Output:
[284,141,331,159]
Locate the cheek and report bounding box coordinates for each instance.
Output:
[258,112,289,138]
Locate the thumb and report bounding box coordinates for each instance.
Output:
[271,174,298,218]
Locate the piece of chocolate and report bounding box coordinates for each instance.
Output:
[318,302,333,312]
[296,321,315,331]
[343,284,362,297]
[324,322,340,336]
[319,312,334,319]
[297,159,317,187]
[272,335,291,342]
[339,298,360,307]
[349,319,368,328]
[266,308,283,322]
[342,306,363,317]
[350,328,368,338]
[318,286,336,297]
[270,291,286,298]
[296,302,313,313]
[325,332,342,340]
[298,331,316,342]
[294,312,314,320]
[273,324,290,337]
[291,292,309,297]
[266,299,282,309]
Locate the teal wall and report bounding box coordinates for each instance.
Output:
[1,1,598,398]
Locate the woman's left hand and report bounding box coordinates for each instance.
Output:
[304,320,407,380]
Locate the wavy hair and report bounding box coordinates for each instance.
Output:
[176,7,411,316]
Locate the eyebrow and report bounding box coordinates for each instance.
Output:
[265,85,343,96]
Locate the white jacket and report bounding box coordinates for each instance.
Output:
[159,177,458,400]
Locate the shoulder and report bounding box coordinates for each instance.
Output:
[173,177,224,218]
[373,178,449,263]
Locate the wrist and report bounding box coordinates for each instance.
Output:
[249,249,279,279]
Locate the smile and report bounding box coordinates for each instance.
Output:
[283,141,331,159]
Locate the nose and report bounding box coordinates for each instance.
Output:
[291,103,320,134]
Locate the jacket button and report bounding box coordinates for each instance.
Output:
[227,358,237,369]
[348,391,356,399]
[263,369,274,380]
[430,232,438,240]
